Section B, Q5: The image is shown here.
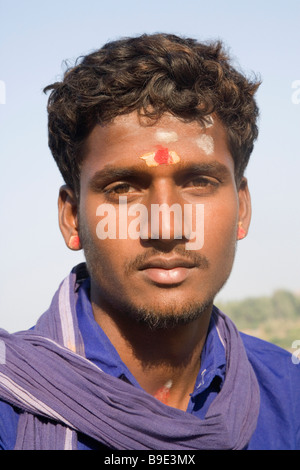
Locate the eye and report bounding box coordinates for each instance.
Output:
[103,182,142,202]
[105,182,137,194]
[186,176,218,188]
[183,175,220,196]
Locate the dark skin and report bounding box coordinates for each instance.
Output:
[58,112,251,410]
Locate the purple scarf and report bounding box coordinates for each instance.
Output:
[0,264,260,450]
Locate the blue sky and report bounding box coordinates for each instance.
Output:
[0,0,299,331]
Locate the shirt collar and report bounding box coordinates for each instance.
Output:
[191,311,226,398]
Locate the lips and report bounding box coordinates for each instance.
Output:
[139,257,197,270]
[138,257,197,285]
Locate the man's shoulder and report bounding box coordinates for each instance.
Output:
[240,331,300,384]
[240,330,293,363]
[239,331,300,449]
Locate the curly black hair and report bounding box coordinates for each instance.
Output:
[44,33,260,196]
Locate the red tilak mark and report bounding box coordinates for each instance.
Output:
[154,385,171,404]
[139,147,180,167]
[154,147,171,165]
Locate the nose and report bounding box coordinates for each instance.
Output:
[142,181,187,245]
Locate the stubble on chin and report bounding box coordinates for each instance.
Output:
[117,297,214,330]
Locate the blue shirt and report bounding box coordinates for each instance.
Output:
[0,279,300,450]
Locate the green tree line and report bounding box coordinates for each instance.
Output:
[216,290,300,351]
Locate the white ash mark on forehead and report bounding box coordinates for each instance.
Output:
[155,130,178,144]
[195,134,214,155]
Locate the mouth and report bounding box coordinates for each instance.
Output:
[138,257,197,285]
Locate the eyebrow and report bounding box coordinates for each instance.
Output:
[88,165,150,191]
[88,160,231,191]
[177,161,231,179]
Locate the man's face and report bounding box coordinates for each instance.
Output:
[75,112,250,328]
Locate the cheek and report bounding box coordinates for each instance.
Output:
[203,198,238,259]
[79,199,99,247]
[79,199,136,278]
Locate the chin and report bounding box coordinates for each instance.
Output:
[119,297,214,330]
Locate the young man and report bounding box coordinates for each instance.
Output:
[0,33,299,450]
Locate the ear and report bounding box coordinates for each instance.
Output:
[237,177,251,240]
[58,185,82,251]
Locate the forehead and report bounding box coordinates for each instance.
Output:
[81,112,234,177]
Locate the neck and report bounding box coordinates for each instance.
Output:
[91,290,212,411]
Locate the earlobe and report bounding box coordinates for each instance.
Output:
[237,221,247,240]
[58,185,81,250]
[68,235,82,250]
